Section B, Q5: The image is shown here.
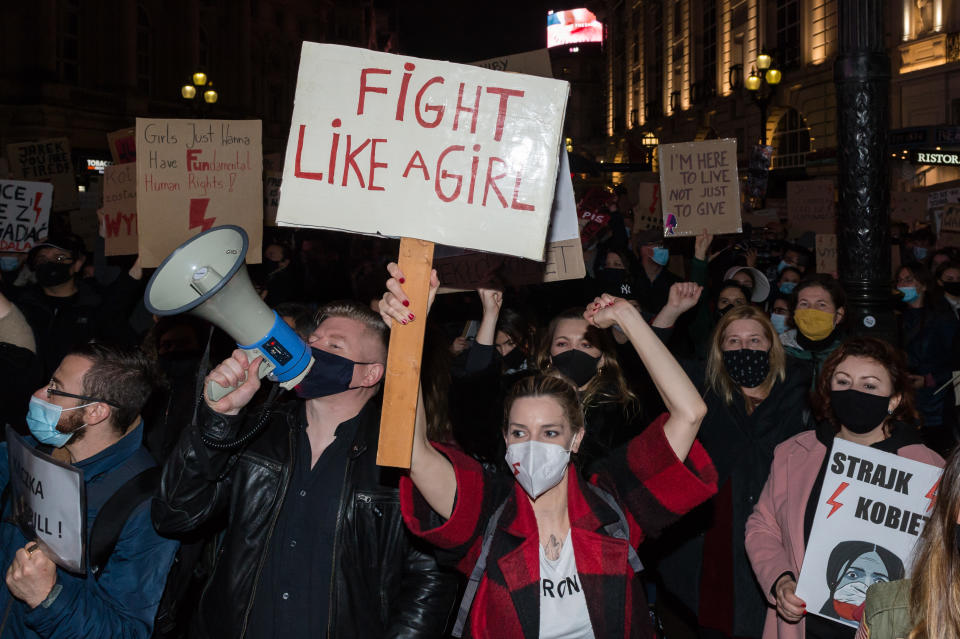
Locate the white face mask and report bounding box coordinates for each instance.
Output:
[833,581,869,604]
[504,440,572,499]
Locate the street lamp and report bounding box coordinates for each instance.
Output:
[181,71,218,107]
[745,53,781,145]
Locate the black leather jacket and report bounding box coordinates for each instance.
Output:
[152,398,457,639]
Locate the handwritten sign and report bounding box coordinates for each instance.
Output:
[135,118,263,267]
[816,234,838,274]
[634,181,662,231]
[941,204,960,233]
[0,180,53,252]
[788,180,835,234]
[889,191,928,227]
[5,138,77,211]
[277,43,569,261]
[797,438,942,627]
[658,139,742,237]
[101,163,139,255]
[107,128,136,164]
[6,427,85,573]
[264,171,282,226]
[471,49,553,77]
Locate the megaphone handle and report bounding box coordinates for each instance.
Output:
[205,348,275,402]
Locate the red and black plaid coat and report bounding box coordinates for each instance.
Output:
[401,413,718,638]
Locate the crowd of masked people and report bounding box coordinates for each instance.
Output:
[0,210,959,639]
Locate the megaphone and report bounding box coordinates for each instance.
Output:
[144,225,313,401]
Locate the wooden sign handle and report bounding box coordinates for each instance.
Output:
[377,237,435,468]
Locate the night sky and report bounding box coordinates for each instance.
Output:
[394,0,567,63]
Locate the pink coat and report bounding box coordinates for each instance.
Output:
[744,430,943,639]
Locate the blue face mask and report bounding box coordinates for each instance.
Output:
[0,257,20,272]
[652,247,670,266]
[913,247,928,261]
[770,313,788,335]
[777,260,792,273]
[294,348,377,399]
[779,282,797,295]
[898,286,919,303]
[25,396,91,447]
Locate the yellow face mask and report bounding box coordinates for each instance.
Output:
[794,308,835,341]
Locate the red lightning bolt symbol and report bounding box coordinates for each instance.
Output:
[32,192,43,224]
[188,198,215,232]
[926,478,941,512]
[826,482,849,518]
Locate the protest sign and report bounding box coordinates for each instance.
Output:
[0,180,53,252]
[816,234,838,274]
[6,427,85,573]
[471,48,553,78]
[940,204,960,233]
[796,438,942,627]
[787,180,835,234]
[658,139,742,237]
[107,128,136,164]
[135,118,263,267]
[277,42,569,262]
[101,163,139,255]
[633,181,662,231]
[264,172,282,226]
[6,138,77,211]
[889,191,927,227]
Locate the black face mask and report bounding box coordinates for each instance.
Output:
[944,281,960,297]
[295,347,374,399]
[715,303,735,323]
[35,262,72,287]
[830,389,891,434]
[551,349,600,387]
[722,348,770,388]
[263,258,281,273]
[502,348,525,371]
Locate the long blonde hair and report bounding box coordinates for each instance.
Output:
[908,448,960,638]
[535,308,638,412]
[705,305,786,408]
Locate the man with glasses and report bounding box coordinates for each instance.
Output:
[0,342,177,638]
[9,235,144,378]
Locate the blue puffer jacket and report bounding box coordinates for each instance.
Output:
[0,423,178,638]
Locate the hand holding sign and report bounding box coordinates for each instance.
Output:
[6,543,57,609]
[774,574,806,622]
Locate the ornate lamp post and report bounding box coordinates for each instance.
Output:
[745,54,782,146]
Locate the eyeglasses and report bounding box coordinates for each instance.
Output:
[33,253,73,266]
[45,387,120,408]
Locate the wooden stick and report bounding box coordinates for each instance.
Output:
[377,237,434,468]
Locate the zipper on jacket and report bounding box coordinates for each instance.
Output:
[325,448,355,639]
[238,425,296,638]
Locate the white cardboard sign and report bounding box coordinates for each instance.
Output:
[6,427,85,573]
[796,438,942,627]
[0,180,53,252]
[277,43,570,261]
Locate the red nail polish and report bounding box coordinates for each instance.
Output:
[402,300,409,307]
[401,319,407,325]
[399,277,405,284]
[409,313,415,320]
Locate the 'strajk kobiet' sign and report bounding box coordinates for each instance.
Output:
[0,180,53,252]
[277,43,570,261]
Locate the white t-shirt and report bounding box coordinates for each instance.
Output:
[538,532,595,639]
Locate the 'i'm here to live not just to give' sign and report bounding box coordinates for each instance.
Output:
[277,43,570,261]
[658,139,742,237]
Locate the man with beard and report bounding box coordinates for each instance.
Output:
[10,235,144,378]
[0,343,178,638]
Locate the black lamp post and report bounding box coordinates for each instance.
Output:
[745,54,781,146]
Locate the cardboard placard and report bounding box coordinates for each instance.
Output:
[276,43,570,262]
[941,204,960,233]
[788,180,836,234]
[889,191,928,226]
[101,163,139,255]
[471,48,553,78]
[634,181,662,231]
[5,138,77,211]
[816,234,838,274]
[6,427,86,573]
[135,118,263,267]
[742,207,781,230]
[0,180,53,252]
[107,127,136,164]
[264,171,282,226]
[797,438,942,628]
[658,139,742,237]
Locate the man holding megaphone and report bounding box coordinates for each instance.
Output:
[152,300,457,639]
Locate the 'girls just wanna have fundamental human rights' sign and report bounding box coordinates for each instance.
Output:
[277,43,570,261]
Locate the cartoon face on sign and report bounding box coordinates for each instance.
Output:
[818,541,904,622]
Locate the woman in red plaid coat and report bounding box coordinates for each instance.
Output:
[380,267,718,638]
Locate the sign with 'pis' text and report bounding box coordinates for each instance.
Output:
[5,138,77,212]
[796,438,942,628]
[0,180,53,252]
[135,119,263,267]
[100,163,139,255]
[6,427,85,573]
[278,43,570,261]
[657,139,742,237]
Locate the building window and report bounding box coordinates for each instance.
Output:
[771,108,811,169]
[57,0,80,84]
[136,5,152,94]
[776,0,801,69]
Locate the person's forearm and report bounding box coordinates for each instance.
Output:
[410,389,457,519]
[476,311,497,346]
